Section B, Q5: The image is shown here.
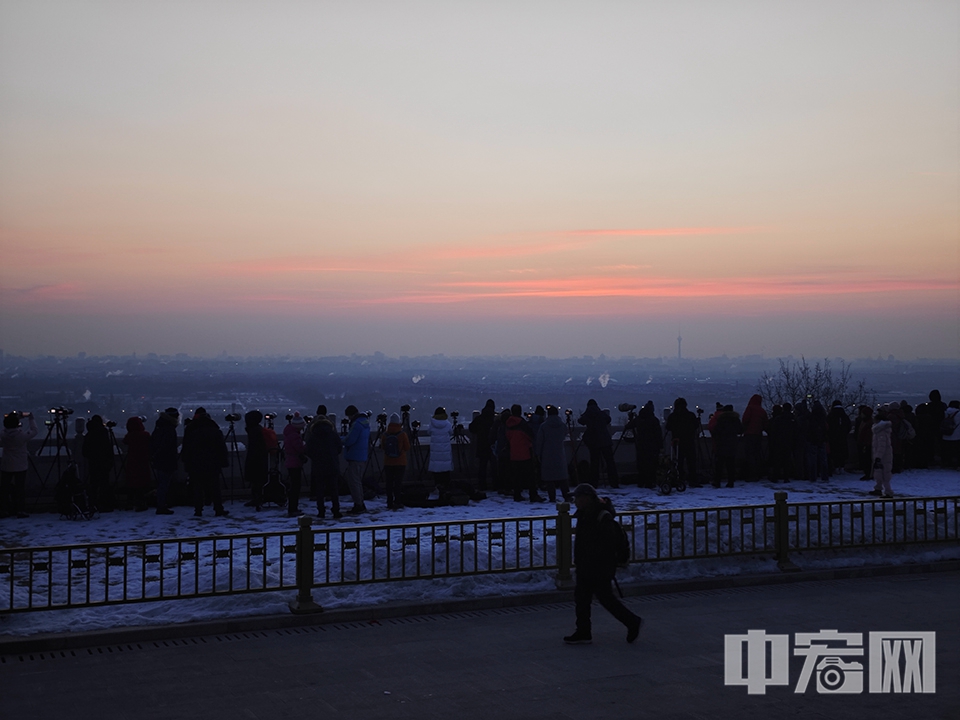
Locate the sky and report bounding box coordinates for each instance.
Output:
[1,1,957,360]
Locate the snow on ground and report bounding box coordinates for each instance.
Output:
[1,469,957,638]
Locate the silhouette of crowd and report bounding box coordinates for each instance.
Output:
[1,389,958,520]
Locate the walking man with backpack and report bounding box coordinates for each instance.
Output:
[564,483,642,645]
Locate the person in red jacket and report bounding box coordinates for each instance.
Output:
[506,404,544,502]
[741,394,768,481]
[380,412,411,510]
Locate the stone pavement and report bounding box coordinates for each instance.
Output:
[1,571,956,720]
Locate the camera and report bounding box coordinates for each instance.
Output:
[340,418,350,435]
[105,420,117,429]
[696,406,704,415]
[225,413,241,423]
[264,412,277,420]
[400,404,411,413]
[815,657,863,694]
[617,403,637,413]
[411,419,421,430]
[285,413,294,421]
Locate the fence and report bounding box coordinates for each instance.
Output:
[1,494,957,614]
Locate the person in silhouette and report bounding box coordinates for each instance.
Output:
[578,400,619,488]
[181,408,229,518]
[1,411,37,518]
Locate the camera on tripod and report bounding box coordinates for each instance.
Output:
[105,420,117,429]
[376,412,388,432]
[400,404,411,413]
[48,406,74,418]
[225,413,242,423]
[617,402,637,422]
[696,406,704,416]
[263,412,277,428]
[411,419,421,430]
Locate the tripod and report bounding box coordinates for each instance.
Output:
[695,409,712,483]
[222,419,244,504]
[565,412,581,486]
[364,413,387,495]
[107,423,126,483]
[29,410,73,508]
[450,412,469,477]
[613,410,637,456]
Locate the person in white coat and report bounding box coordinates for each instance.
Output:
[1,411,38,518]
[870,407,894,498]
[427,407,453,497]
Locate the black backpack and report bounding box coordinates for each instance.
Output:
[598,497,631,567]
[383,432,402,459]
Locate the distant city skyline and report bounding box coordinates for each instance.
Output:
[1,2,957,360]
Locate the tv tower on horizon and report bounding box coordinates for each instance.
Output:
[677,328,682,360]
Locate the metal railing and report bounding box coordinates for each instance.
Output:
[2,493,957,614]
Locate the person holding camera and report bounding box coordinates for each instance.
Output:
[468,399,497,492]
[305,412,343,519]
[1,410,38,518]
[665,398,700,488]
[534,405,570,503]
[150,407,179,515]
[624,402,662,489]
[244,411,268,510]
[83,415,114,512]
[870,407,894,498]
[506,404,544,502]
[123,416,152,512]
[578,399,619,488]
[181,408,229,518]
[380,412,410,509]
[343,405,370,514]
[427,407,454,499]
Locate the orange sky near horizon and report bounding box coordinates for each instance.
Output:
[0,2,957,359]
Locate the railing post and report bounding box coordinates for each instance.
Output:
[289,515,323,614]
[774,491,800,572]
[555,502,575,589]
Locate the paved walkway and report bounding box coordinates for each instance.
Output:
[2,571,956,719]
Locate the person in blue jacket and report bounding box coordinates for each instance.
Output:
[342,405,370,514]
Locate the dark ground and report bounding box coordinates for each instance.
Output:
[1,571,956,720]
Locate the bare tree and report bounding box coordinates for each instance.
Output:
[757,357,874,412]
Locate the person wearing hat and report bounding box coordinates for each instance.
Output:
[150,407,179,515]
[709,404,742,488]
[534,405,571,503]
[283,412,307,517]
[427,407,454,498]
[577,399,619,488]
[180,407,229,518]
[304,412,343,519]
[380,412,410,509]
[468,399,497,492]
[1,410,37,518]
[564,483,642,645]
[343,405,370,514]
